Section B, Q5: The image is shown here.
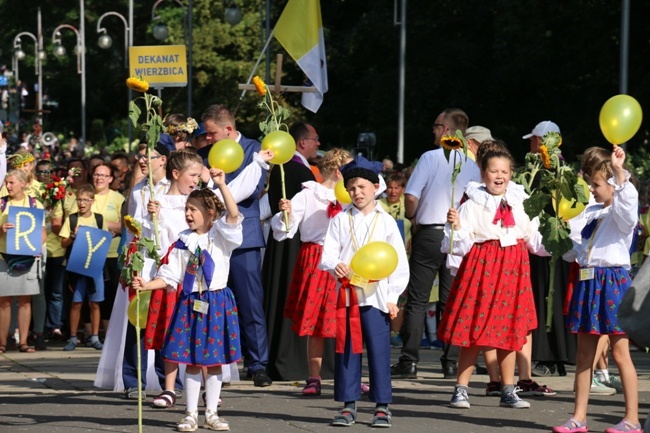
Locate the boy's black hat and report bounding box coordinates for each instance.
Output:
[341,155,383,186]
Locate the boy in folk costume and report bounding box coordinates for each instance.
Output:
[320,156,409,428]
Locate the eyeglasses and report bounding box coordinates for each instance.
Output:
[76,198,93,203]
[135,154,161,161]
[303,136,319,141]
[93,173,112,178]
[37,170,51,175]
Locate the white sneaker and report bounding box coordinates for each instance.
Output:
[450,386,470,409]
[499,386,531,409]
[590,377,616,395]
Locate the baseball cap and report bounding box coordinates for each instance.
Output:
[193,122,206,138]
[465,126,493,143]
[522,121,561,139]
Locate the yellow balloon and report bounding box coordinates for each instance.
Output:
[334,180,352,205]
[553,177,591,220]
[599,94,643,145]
[350,241,399,281]
[261,131,296,165]
[208,139,245,173]
[128,291,152,328]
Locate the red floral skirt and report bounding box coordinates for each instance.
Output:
[438,239,537,351]
[283,242,337,338]
[144,286,181,350]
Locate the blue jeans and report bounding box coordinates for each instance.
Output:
[45,256,66,330]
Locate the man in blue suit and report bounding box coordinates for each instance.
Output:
[199,104,272,387]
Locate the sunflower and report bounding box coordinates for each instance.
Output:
[542,131,562,149]
[252,76,267,96]
[124,215,142,237]
[440,135,463,151]
[539,145,552,169]
[126,76,150,93]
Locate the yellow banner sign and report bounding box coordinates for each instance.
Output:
[129,45,187,87]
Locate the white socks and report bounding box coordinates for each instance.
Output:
[205,373,223,412]
[185,370,203,413]
[595,369,610,382]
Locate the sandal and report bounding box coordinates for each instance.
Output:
[552,418,588,433]
[371,407,392,428]
[177,410,198,432]
[302,377,321,396]
[604,419,642,433]
[331,408,357,427]
[204,409,230,431]
[152,390,176,408]
[19,344,35,353]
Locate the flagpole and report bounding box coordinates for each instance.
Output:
[239,30,275,100]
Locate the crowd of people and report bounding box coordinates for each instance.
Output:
[0,105,645,432]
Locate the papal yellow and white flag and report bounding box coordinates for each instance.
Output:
[274,0,328,113]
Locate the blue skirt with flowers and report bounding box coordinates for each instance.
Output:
[565,267,630,335]
[161,288,242,367]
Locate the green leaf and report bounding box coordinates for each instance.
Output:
[129,101,141,128]
[523,190,550,219]
[130,252,145,273]
[539,216,573,256]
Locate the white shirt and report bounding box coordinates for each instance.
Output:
[271,181,334,244]
[319,202,409,312]
[442,181,547,259]
[206,152,269,199]
[127,177,171,246]
[405,148,481,224]
[567,172,638,269]
[157,215,244,292]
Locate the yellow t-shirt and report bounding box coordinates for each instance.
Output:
[66,190,125,258]
[46,201,65,258]
[59,213,108,239]
[0,196,45,255]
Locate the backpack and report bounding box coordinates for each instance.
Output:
[0,195,39,273]
[64,212,104,260]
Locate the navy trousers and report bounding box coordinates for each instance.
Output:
[334,306,392,404]
[228,247,269,372]
[122,321,170,390]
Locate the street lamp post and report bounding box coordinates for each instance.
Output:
[52,23,86,144]
[97,11,132,149]
[14,7,46,124]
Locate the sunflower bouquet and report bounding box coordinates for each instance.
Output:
[252,75,291,135]
[514,131,589,330]
[127,76,163,248]
[440,131,469,253]
[41,168,80,209]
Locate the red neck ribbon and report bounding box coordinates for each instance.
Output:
[335,277,363,354]
[327,201,343,219]
[492,199,515,228]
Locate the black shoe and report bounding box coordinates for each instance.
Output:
[390,362,417,379]
[474,364,488,375]
[252,369,272,387]
[442,363,458,379]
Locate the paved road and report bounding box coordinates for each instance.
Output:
[1,342,649,432]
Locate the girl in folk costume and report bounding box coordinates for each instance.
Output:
[146,148,272,408]
[163,113,199,150]
[271,148,352,396]
[553,146,641,433]
[439,147,547,410]
[133,184,242,432]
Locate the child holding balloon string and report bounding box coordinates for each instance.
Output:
[145,147,273,409]
[133,183,243,432]
[552,145,641,433]
[271,148,352,396]
[320,156,409,428]
[439,146,548,410]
